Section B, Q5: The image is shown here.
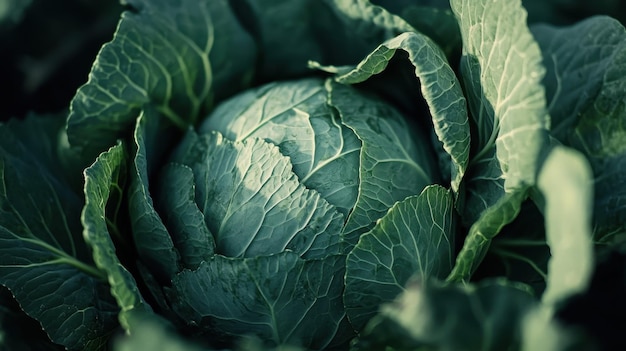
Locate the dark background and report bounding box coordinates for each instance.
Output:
[0,0,122,121]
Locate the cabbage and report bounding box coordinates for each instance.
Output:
[1,0,624,350]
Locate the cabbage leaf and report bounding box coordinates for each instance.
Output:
[0,116,119,350]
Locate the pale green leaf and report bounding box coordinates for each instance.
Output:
[521,305,587,351]
[200,78,362,216]
[170,130,344,259]
[447,0,551,281]
[451,0,550,190]
[538,146,594,305]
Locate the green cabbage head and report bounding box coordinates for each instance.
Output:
[153,77,439,348]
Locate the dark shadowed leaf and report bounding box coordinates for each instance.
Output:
[0,115,119,350]
[169,252,354,349]
[533,16,626,242]
[128,108,181,284]
[155,163,215,270]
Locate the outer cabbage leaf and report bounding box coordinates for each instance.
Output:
[447,0,551,282]
[452,0,550,198]
[168,252,353,350]
[344,185,454,330]
[66,0,446,159]
[0,116,118,350]
[127,108,180,285]
[169,130,344,259]
[326,31,470,194]
[327,80,438,245]
[82,141,155,332]
[354,279,536,351]
[67,0,256,157]
[533,16,626,242]
[538,146,594,305]
[200,78,361,216]
[155,163,215,270]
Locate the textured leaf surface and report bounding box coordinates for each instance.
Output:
[345,185,455,330]
[156,163,214,269]
[333,31,469,193]
[451,0,549,224]
[538,146,594,305]
[170,252,353,349]
[200,78,362,216]
[447,0,551,281]
[67,0,256,156]
[355,279,536,351]
[328,80,437,245]
[128,109,180,284]
[0,116,118,350]
[171,131,344,259]
[451,0,549,191]
[82,141,153,331]
[533,16,626,241]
